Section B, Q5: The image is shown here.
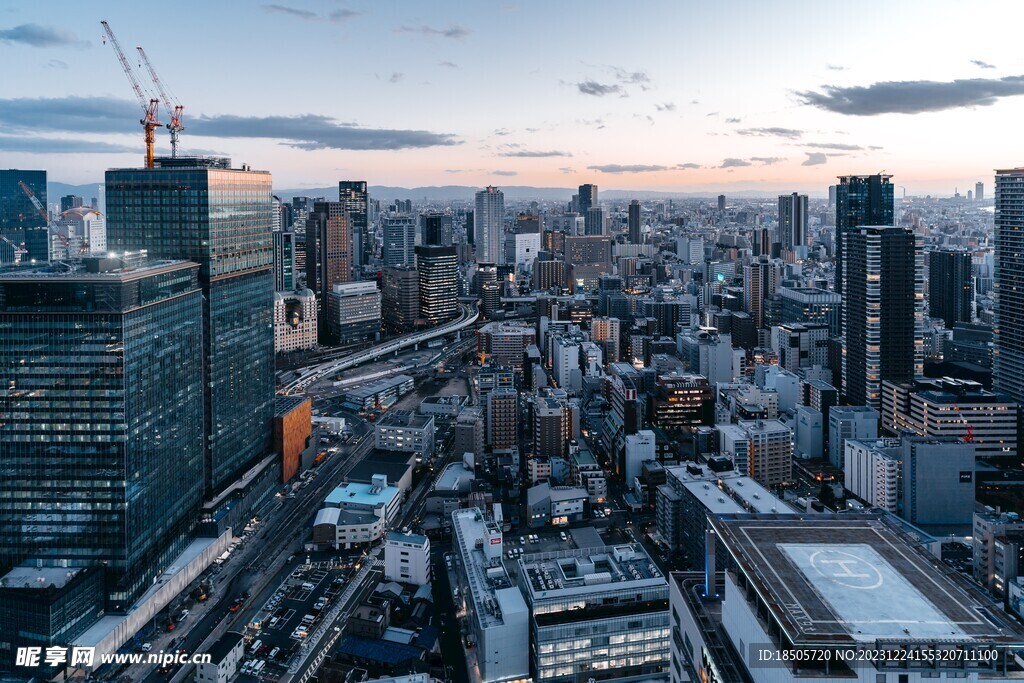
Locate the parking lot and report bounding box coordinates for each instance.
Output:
[235,562,354,681]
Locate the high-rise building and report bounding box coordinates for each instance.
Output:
[325,281,381,344]
[842,226,922,409]
[584,206,604,236]
[716,194,725,212]
[834,173,894,294]
[272,229,295,291]
[577,183,598,217]
[475,186,504,264]
[751,227,771,257]
[534,397,568,458]
[976,181,985,202]
[0,258,204,611]
[383,214,416,267]
[591,316,621,363]
[778,286,842,336]
[415,245,458,325]
[60,194,83,212]
[738,419,792,487]
[743,257,778,329]
[273,288,317,352]
[306,201,352,304]
[995,169,1024,404]
[628,200,642,244]
[339,180,369,266]
[420,211,453,247]
[382,265,419,333]
[106,157,275,497]
[487,387,517,449]
[929,249,973,329]
[777,192,808,250]
[54,207,105,256]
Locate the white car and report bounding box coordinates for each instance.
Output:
[141,643,152,652]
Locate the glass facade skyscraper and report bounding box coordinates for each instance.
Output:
[339,180,369,268]
[777,192,808,250]
[995,169,1024,404]
[273,229,295,291]
[105,158,275,496]
[0,169,48,262]
[415,245,458,325]
[834,174,894,294]
[474,187,504,264]
[0,259,205,609]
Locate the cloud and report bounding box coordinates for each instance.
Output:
[438,60,458,68]
[611,67,651,89]
[706,112,718,117]
[802,152,828,166]
[587,164,669,173]
[46,59,67,69]
[389,72,404,83]
[826,64,847,71]
[492,170,517,176]
[724,117,741,123]
[720,158,752,168]
[655,102,676,112]
[798,75,1024,115]
[803,142,869,151]
[971,59,996,69]
[263,5,360,22]
[0,96,460,151]
[750,156,784,165]
[0,23,87,48]
[558,167,574,173]
[736,126,803,139]
[676,163,701,170]
[493,128,511,136]
[0,137,137,154]
[397,24,469,39]
[500,149,572,158]
[577,80,623,97]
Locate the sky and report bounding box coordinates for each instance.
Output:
[2,0,1023,194]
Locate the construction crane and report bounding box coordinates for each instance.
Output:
[17,181,48,223]
[136,46,184,158]
[100,20,161,169]
[17,182,87,256]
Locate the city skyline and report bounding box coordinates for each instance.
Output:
[0,1,1021,193]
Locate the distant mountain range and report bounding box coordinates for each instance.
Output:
[50,180,788,206]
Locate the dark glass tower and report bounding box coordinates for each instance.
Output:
[273,229,295,291]
[105,158,275,496]
[578,183,598,216]
[777,192,808,250]
[928,249,973,329]
[628,200,641,244]
[995,169,1024,403]
[835,174,894,294]
[415,245,458,325]
[421,211,453,246]
[339,180,369,267]
[842,226,921,408]
[0,169,48,262]
[306,201,352,302]
[0,259,205,609]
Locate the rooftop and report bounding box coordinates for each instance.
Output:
[0,565,85,590]
[451,509,528,630]
[518,543,665,601]
[324,480,400,509]
[712,514,1024,647]
[377,410,434,430]
[346,374,415,401]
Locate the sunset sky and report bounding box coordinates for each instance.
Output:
[2,0,1022,194]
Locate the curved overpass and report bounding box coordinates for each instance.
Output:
[281,302,479,394]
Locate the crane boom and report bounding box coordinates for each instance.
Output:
[136,46,184,158]
[18,181,47,222]
[101,20,161,168]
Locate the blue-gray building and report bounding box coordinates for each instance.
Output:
[273,229,295,291]
[0,257,205,613]
[105,157,275,498]
[0,169,48,262]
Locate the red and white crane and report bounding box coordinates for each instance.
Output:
[101,20,161,168]
[136,45,185,158]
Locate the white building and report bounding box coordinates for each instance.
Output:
[273,289,318,353]
[551,335,580,390]
[55,207,106,257]
[383,531,431,586]
[793,405,822,459]
[312,475,402,547]
[475,186,505,265]
[451,508,529,683]
[669,515,1024,683]
[844,438,901,514]
[195,631,244,683]
[624,430,656,490]
[511,231,541,268]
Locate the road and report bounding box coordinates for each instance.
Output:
[281,303,480,394]
[126,430,377,683]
